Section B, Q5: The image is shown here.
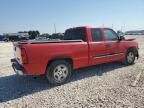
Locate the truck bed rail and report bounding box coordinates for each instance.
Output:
[13,39,83,45]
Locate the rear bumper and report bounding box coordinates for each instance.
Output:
[11,59,25,75]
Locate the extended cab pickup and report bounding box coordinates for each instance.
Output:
[11,27,139,85]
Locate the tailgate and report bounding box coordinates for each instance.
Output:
[13,43,22,64]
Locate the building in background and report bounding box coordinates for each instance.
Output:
[125,30,144,35]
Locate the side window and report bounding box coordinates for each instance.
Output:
[104,29,118,41]
[91,29,102,42]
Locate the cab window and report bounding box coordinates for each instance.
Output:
[104,29,118,41]
[91,29,102,42]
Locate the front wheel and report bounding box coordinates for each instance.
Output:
[46,60,72,85]
[123,49,136,65]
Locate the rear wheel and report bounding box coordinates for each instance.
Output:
[123,49,136,65]
[46,60,72,85]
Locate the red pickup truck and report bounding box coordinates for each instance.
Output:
[11,27,139,85]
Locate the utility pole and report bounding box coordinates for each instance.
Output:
[121,26,123,31]
[112,24,114,29]
[54,24,57,33]
[123,24,125,32]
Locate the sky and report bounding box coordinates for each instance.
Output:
[0,0,144,34]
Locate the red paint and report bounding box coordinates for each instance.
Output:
[13,27,139,75]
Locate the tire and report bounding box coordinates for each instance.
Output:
[46,60,72,85]
[123,49,136,65]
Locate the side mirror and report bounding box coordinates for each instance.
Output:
[119,36,125,41]
[117,30,125,37]
[117,30,125,41]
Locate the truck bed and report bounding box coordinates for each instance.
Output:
[14,39,83,44]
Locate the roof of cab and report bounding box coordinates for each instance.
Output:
[66,26,112,30]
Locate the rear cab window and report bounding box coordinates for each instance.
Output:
[104,29,118,41]
[64,27,86,41]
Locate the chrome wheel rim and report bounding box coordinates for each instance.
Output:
[127,52,135,63]
[53,65,68,82]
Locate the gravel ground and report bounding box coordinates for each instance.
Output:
[0,35,144,108]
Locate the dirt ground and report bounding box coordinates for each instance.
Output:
[0,35,144,108]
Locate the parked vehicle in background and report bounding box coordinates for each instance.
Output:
[51,33,64,40]
[3,35,19,42]
[0,35,5,41]
[11,26,139,85]
[19,36,29,41]
[2,35,28,42]
[36,34,50,40]
[3,32,29,42]
[35,33,64,40]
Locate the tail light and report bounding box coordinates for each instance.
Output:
[21,48,28,64]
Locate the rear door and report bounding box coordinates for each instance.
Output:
[103,28,125,62]
[89,28,108,65]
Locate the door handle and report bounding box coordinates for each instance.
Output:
[106,44,111,48]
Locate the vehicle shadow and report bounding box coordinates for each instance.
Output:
[0,62,126,103]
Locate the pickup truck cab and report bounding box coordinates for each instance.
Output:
[11,26,139,85]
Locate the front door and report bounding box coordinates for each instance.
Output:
[103,28,125,62]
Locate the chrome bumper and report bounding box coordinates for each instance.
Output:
[11,59,25,75]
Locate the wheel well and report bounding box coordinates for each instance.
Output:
[128,47,137,52]
[46,58,73,72]
[127,47,139,58]
[128,47,135,50]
